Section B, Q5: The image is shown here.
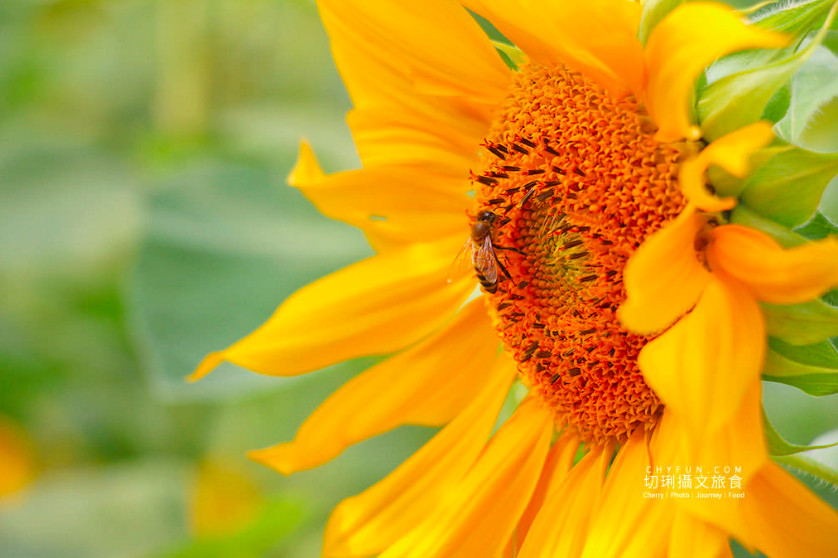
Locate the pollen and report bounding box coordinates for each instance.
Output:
[474,64,689,444]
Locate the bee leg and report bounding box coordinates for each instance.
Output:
[493,251,513,281]
[494,245,526,256]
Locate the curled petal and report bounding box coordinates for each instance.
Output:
[619,205,710,334]
[638,277,765,445]
[708,225,838,304]
[678,121,775,211]
[646,4,786,142]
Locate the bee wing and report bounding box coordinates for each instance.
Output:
[447,238,474,284]
[474,235,498,284]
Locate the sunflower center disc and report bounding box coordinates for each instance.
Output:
[474,64,687,444]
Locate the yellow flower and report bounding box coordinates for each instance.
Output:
[0,416,35,503]
[189,461,263,537]
[192,1,838,556]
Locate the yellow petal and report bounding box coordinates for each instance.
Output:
[740,461,838,558]
[708,225,838,304]
[248,299,498,474]
[650,412,751,547]
[638,276,765,446]
[319,0,509,172]
[519,445,611,558]
[0,418,35,500]
[347,109,480,177]
[464,0,645,95]
[289,141,470,250]
[322,354,517,558]
[668,511,732,558]
[646,4,787,142]
[619,205,710,334]
[190,241,472,379]
[320,0,509,110]
[666,383,767,487]
[379,396,554,558]
[580,432,671,558]
[513,432,580,552]
[652,399,765,554]
[678,122,775,211]
[657,408,838,557]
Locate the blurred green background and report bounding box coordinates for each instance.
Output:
[0,1,439,556]
[0,1,836,557]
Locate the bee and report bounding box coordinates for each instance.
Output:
[449,210,512,293]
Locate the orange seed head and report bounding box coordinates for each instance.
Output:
[475,64,688,444]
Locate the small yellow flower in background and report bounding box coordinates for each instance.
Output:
[0,416,35,503]
[190,461,263,537]
[192,1,838,557]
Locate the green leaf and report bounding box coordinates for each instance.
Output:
[763,337,838,395]
[154,499,304,558]
[698,1,838,140]
[775,42,838,151]
[820,173,838,225]
[637,0,686,45]
[795,210,838,240]
[764,409,838,455]
[493,41,525,71]
[739,146,838,227]
[0,138,140,277]
[729,204,808,247]
[127,161,373,402]
[762,299,838,345]
[771,336,838,368]
[761,81,792,122]
[0,459,191,558]
[748,0,835,34]
[699,52,806,140]
[709,144,789,198]
[773,454,838,488]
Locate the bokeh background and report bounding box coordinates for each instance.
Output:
[0,0,836,557]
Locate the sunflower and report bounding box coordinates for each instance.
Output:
[192,0,838,556]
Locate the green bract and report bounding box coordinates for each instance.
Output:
[739,145,838,227]
[697,0,837,140]
[637,0,687,44]
[692,2,838,400]
[764,338,838,396]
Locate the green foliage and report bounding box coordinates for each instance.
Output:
[154,499,304,558]
[729,205,809,247]
[637,0,687,45]
[126,161,371,402]
[0,2,411,557]
[774,39,838,151]
[739,146,838,227]
[762,299,838,345]
[748,0,835,34]
[764,409,838,455]
[698,0,837,140]
[764,338,838,395]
